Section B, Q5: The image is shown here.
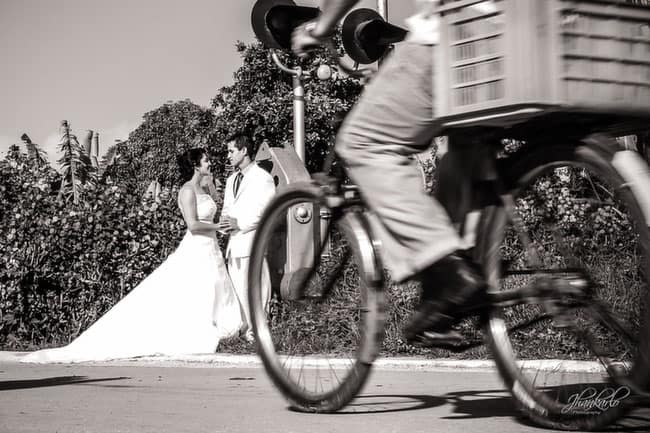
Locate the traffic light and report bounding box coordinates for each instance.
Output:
[341,8,407,64]
[251,0,320,50]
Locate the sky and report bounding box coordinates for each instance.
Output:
[0,0,414,164]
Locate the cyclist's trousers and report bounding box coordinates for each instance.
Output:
[336,42,462,283]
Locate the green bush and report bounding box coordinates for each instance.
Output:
[0,155,186,349]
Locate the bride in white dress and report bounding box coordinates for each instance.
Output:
[21,148,244,363]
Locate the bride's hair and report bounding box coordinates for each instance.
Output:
[177,148,207,182]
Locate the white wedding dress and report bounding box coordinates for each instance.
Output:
[21,193,244,363]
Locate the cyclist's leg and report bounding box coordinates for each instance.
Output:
[336,43,484,340]
[336,43,461,283]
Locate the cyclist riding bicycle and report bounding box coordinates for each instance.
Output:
[292,0,486,345]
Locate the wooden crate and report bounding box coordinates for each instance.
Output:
[434,0,650,123]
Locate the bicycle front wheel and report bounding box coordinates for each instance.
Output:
[483,139,650,430]
[248,182,386,412]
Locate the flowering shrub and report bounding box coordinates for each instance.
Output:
[511,168,633,257]
[0,156,187,349]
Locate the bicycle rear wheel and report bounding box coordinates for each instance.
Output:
[482,140,650,430]
[248,182,386,412]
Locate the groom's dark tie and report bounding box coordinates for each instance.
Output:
[233,171,243,197]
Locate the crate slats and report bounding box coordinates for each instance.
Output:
[435,0,650,121]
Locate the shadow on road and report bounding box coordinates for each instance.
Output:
[322,388,517,417]
[442,388,520,420]
[292,387,515,417]
[333,394,446,414]
[0,375,131,391]
[293,388,649,431]
[444,389,650,432]
[612,412,650,433]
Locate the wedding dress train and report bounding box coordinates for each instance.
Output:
[21,194,244,363]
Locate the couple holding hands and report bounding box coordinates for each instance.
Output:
[22,134,275,363]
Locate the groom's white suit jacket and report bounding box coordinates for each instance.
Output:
[222,163,275,259]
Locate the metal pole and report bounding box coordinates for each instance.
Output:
[293,74,305,162]
[377,0,387,20]
[377,0,389,65]
[270,51,307,162]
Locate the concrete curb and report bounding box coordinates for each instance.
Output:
[1,351,607,373]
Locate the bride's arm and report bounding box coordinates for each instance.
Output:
[178,187,220,234]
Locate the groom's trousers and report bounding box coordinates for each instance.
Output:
[228,255,271,338]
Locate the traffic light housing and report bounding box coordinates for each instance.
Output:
[251,0,320,50]
[341,8,407,64]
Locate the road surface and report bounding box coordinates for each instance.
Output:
[1,357,649,433]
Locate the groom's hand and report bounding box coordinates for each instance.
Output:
[217,216,239,234]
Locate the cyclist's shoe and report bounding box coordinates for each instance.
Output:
[410,329,464,348]
[403,252,487,345]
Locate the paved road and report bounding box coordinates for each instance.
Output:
[1,359,649,433]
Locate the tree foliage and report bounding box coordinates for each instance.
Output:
[212,40,363,172]
[57,120,96,204]
[109,100,224,190]
[21,133,48,169]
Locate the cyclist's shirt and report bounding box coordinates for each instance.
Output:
[405,0,440,45]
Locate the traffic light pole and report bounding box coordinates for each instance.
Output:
[377,0,387,20]
[271,51,307,162]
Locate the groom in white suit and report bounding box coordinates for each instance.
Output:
[219,134,275,343]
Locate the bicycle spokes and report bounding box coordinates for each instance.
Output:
[486,155,650,429]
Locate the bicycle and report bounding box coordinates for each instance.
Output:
[248,112,650,429]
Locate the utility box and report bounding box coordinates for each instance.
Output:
[255,143,320,299]
[435,0,650,124]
